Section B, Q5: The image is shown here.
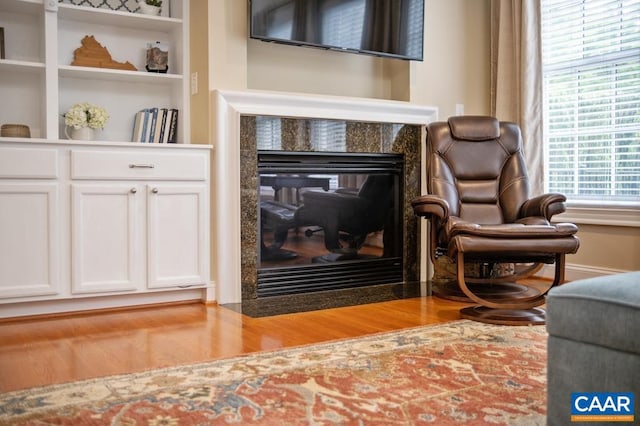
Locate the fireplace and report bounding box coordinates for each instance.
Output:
[237,114,423,316]
[211,90,438,316]
[257,151,404,297]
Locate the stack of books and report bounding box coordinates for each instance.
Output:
[131,108,178,143]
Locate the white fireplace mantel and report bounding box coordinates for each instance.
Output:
[212,89,438,304]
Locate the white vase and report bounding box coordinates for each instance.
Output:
[66,126,94,141]
[138,2,161,16]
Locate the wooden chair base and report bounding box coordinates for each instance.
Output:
[460,306,546,326]
[432,281,541,303]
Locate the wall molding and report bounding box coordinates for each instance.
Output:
[555,206,640,228]
[540,263,629,282]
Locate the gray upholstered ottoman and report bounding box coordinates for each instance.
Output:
[546,271,640,425]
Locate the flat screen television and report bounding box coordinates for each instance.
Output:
[249,0,424,61]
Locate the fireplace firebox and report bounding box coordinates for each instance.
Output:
[236,113,424,317]
[257,151,404,297]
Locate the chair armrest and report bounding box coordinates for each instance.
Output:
[520,193,567,221]
[411,195,449,221]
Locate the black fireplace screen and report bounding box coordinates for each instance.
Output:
[257,151,404,297]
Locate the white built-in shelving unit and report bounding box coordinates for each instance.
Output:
[0,0,190,143]
[0,1,214,320]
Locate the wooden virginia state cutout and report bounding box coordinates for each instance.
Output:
[71,35,137,71]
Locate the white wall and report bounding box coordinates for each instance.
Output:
[247,40,393,99]
[412,0,491,117]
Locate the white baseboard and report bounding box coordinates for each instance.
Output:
[0,289,209,320]
[539,263,630,282]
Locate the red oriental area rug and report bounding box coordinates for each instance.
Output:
[0,320,547,425]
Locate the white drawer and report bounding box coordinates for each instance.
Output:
[0,147,58,179]
[71,150,207,181]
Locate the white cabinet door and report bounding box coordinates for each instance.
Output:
[147,184,207,289]
[0,183,59,298]
[71,184,144,294]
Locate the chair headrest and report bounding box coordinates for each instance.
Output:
[448,116,500,141]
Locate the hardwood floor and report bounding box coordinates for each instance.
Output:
[0,295,468,393]
[0,277,551,393]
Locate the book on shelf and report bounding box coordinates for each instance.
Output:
[167,109,178,143]
[131,109,145,142]
[156,108,168,143]
[131,108,178,143]
[147,107,158,143]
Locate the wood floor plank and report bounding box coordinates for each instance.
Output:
[0,280,547,393]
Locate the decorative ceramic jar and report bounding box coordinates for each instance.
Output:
[66,126,94,141]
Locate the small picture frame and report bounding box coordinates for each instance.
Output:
[0,28,5,60]
[145,41,168,73]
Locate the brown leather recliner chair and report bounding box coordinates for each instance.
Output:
[412,116,580,325]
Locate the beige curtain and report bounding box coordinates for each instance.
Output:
[490,0,544,196]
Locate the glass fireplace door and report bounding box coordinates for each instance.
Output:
[257,151,404,296]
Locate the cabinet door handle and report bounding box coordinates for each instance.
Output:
[129,164,155,169]
[130,188,137,194]
[151,188,159,194]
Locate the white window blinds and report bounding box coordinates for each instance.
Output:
[321,0,365,50]
[255,116,282,150]
[541,0,640,204]
[310,120,347,151]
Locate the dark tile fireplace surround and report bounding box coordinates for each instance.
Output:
[234,115,423,317]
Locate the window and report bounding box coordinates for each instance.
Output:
[541,0,640,206]
[403,0,424,59]
[256,116,282,150]
[320,0,365,50]
[310,120,347,152]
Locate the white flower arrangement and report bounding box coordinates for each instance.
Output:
[64,103,109,130]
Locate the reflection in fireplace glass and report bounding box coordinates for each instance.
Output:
[258,152,403,270]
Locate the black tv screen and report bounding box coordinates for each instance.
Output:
[249,0,424,61]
